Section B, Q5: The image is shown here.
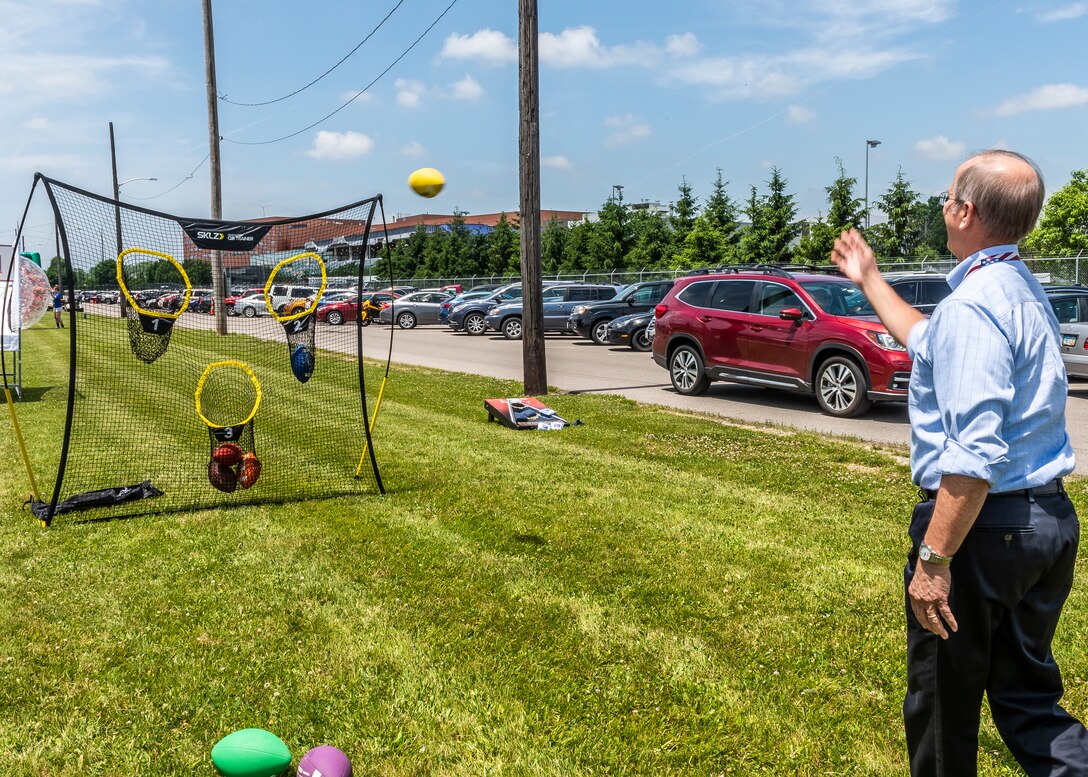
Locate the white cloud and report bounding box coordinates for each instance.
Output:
[25,117,50,130]
[339,89,374,103]
[441,29,517,65]
[395,78,425,108]
[304,131,374,160]
[450,74,483,101]
[665,33,700,57]
[606,118,652,146]
[666,46,916,99]
[992,83,1088,116]
[1036,3,1087,22]
[542,155,572,169]
[400,140,425,157]
[787,105,815,123]
[914,135,966,161]
[540,26,659,68]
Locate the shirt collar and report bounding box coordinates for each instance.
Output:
[945,244,1020,290]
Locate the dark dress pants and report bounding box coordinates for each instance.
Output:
[904,491,1088,776]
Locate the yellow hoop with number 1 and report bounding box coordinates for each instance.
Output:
[117,248,192,318]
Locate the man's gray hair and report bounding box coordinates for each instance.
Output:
[954,150,1045,243]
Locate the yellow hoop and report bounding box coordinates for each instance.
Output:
[117,248,192,318]
[263,252,327,322]
[194,360,263,429]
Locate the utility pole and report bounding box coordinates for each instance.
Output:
[109,122,128,318]
[519,0,546,396]
[202,0,227,334]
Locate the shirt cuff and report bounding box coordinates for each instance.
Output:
[935,438,1006,485]
[906,318,928,360]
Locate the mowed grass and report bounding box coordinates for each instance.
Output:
[3,322,1088,775]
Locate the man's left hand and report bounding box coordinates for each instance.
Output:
[909,562,957,639]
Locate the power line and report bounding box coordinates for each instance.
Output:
[219,0,406,107]
[127,153,212,201]
[222,0,459,147]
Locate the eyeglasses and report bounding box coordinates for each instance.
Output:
[937,192,955,206]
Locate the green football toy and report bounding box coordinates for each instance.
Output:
[211,728,291,777]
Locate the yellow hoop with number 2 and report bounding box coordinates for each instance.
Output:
[264,252,327,322]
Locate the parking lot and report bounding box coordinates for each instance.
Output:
[81,303,1088,459]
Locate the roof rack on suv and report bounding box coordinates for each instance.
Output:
[682,263,843,279]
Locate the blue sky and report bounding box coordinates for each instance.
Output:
[3,0,1087,256]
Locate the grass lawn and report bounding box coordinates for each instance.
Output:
[2,321,1088,775]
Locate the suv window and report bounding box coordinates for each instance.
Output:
[891,281,918,305]
[676,280,716,308]
[919,279,952,306]
[708,280,756,312]
[630,284,668,304]
[272,285,287,296]
[290,288,313,299]
[1052,297,1084,323]
[757,282,805,317]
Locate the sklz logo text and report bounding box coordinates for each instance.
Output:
[195,231,256,242]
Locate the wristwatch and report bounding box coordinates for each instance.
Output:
[919,543,953,566]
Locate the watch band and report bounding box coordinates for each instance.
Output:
[919,542,953,566]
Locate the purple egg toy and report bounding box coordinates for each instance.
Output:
[297,745,352,777]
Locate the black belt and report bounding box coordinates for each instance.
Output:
[921,478,1064,502]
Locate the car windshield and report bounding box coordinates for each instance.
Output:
[798,279,878,317]
[613,284,636,300]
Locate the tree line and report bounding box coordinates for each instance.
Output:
[43,166,1088,290]
[373,164,1088,282]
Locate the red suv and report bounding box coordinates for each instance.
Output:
[651,267,912,417]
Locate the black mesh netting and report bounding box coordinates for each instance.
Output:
[17,175,386,524]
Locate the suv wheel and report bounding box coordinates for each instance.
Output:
[464,312,486,335]
[815,356,872,418]
[669,345,710,396]
[590,318,612,345]
[630,326,651,352]
[502,317,522,340]
[242,306,257,318]
[397,311,417,329]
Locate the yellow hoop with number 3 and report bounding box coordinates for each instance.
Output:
[195,361,263,430]
[117,247,192,318]
[264,252,327,322]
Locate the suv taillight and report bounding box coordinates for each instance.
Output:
[654,304,668,318]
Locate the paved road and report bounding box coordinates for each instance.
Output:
[160,307,1088,458]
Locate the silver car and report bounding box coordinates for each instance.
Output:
[377,291,452,329]
[1060,323,1088,380]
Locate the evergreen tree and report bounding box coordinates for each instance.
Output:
[671,178,697,252]
[916,195,950,257]
[626,209,673,269]
[560,221,594,274]
[793,160,862,264]
[590,191,631,271]
[704,169,740,250]
[485,212,519,275]
[540,218,569,275]
[182,259,212,286]
[760,167,800,263]
[874,169,923,260]
[740,186,766,263]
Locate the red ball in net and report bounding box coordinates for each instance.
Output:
[212,442,243,467]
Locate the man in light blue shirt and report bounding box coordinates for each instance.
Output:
[832,150,1088,776]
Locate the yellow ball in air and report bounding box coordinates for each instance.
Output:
[408,167,445,198]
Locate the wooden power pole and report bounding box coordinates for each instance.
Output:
[202,0,227,335]
[519,0,546,395]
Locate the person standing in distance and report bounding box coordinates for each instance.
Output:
[831,149,1088,775]
[51,285,64,328]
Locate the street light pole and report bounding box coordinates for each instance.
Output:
[864,139,881,229]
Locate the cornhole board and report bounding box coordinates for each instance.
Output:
[485,397,568,430]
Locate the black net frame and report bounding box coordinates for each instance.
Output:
[5,173,390,525]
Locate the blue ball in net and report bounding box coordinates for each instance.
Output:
[291,344,314,383]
